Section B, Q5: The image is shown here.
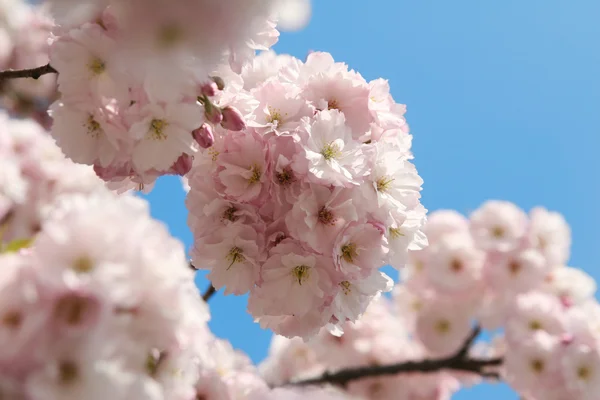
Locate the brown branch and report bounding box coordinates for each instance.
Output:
[0,64,57,81]
[202,284,216,302]
[188,262,217,302]
[286,325,502,387]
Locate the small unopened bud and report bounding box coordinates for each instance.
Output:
[220,106,246,131]
[169,153,193,176]
[192,124,215,149]
[200,81,218,97]
[211,76,225,91]
[204,101,223,124]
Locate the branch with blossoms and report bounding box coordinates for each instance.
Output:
[0,64,57,81]
[286,326,503,388]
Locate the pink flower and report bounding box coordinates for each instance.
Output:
[333,221,388,280]
[469,200,528,253]
[330,271,393,323]
[216,130,271,204]
[528,207,571,265]
[286,185,358,254]
[503,331,562,396]
[505,292,566,343]
[299,110,367,186]
[249,80,313,134]
[128,101,203,172]
[415,299,474,357]
[191,222,262,295]
[426,232,484,294]
[302,58,373,136]
[562,343,600,399]
[484,248,547,293]
[49,23,128,103]
[250,240,333,318]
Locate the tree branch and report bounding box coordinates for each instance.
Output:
[188,262,217,302]
[286,325,502,387]
[0,64,57,81]
[202,284,216,302]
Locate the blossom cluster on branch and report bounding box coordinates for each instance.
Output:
[186,50,427,339]
[257,203,600,399]
[0,0,597,399]
[0,1,57,128]
[46,0,280,192]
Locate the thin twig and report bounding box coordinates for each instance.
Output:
[202,284,216,302]
[0,64,57,81]
[286,325,502,387]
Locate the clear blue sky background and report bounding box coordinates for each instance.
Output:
[142,1,600,398]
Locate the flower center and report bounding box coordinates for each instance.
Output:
[376,176,394,192]
[508,261,521,275]
[158,24,184,48]
[150,119,168,140]
[528,320,543,331]
[2,310,22,329]
[450,259,463,272]
[341,243,358,263]
[435,319,451,334]
[491,226,505,238]
[317,206,336,225]
[267,107,284,124]
[327,99,340,110]
[389,227,404,239]
[226,247,245,269]
[87,57,105,75]
[321,142,342,161]
[85,115,101,137]
[292,265,311,285]
[530,359,544,373]
[72,256,94,273]
[340,281,351,295]
[58,360,79,385]
[577,366,591,380]
[222,206,238,222]
[248,165,262,184]
[275,167,294,186]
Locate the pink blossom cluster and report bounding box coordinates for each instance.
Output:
[0,189,216,399]
[396,201,599,399]
[0,0,57,128]
[46,0,280,192]
[259,296,469,399]
[0,110,105,247]
[187,50,427,339]
[258,201,600,399]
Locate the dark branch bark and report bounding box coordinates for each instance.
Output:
[0,64,57,81]
[286,325,502,387]
[202,284,216,302]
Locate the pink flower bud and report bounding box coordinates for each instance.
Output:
[200,81,218,97]
[204,102,223,124]
[220,106,246,131]
[192,124,215,149]
[169,153,194,176]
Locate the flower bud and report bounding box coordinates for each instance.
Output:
[200,81,218,97]
[192,124,215,149]
[169,153,193,176]
[204,101,223,124]
[220,106,246,131]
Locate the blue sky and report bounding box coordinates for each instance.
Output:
[142,1,600,398]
